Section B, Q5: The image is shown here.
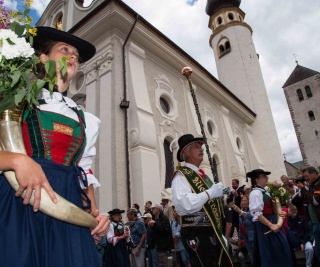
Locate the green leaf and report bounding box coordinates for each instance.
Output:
[6,38,15,45]
[24,8,30,16]
[10,70,21,87]
[14,89,26,106]
[45,60,56,78]
[10,22,25,37]
[59,57,68,76]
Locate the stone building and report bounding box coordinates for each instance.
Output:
[283,64,320,167]
[37,0,286,213]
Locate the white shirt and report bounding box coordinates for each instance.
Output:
[171,162,210,216]
[249,187,272,222]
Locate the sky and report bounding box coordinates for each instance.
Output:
[5,0,320,163]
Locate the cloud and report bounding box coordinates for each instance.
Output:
[4,0,50,16]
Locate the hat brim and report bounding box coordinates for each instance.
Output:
[246,170,271,179]
[177,138,204,162]
[108,209,125,215]
[33,27,96,63]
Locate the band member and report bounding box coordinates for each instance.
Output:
[171,134,232,267]
[247,169,292,267]
[0,27,109,266]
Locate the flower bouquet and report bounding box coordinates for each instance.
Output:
[0,0,97,229]
[265,181,290,206]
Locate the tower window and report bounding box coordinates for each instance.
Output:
[305,86,313,98]
[308,111,315,121]
[218,39,231,57]
[219,45,225,54]
[217,17,223,25]
[163,139,174,188]
[225,41,230,52]
[296,89,304,101]
[228,13,234,21]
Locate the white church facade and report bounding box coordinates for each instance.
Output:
[37,0,286,213]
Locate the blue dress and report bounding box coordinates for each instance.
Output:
[0,90,101,267]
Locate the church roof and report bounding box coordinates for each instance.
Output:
[282,64,319,88]
[206,0,241,16]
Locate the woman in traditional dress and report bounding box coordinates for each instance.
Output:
[104,208,131,267]
[0,27,109,266]
[247,169,293,267]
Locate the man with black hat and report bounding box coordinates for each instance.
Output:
[171,134,232,267]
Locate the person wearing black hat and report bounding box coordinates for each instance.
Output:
[171,134,232,267]
[102,208,131,267]
[0,27,109,267]
[247,169,292,267]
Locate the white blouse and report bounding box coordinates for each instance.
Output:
[249,187,272,221]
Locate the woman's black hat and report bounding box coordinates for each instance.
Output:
[108,208,125,215]
[246,169,271,180]
[33,26,96,63]
[177,134,204,162]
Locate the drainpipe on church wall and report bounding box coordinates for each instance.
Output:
[120,15,139,208]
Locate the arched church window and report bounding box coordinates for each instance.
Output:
[55,14,63,30]
[217,16,223,25]
[305,86,312,98]
[163,139,174,188]
[296,89,304,101]
[308,111,315,121]
[228,13,234,21]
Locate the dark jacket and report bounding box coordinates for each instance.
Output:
[300,176,320,222]
[153,212,173,251]
[287,215,312,245]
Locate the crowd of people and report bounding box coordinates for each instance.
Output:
[99,200,190,267]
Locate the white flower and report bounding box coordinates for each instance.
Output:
[0,29,34,60]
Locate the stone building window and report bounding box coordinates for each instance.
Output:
[163,139,174,188]
[55,14,63,30]
[160,96,170,114]
[296,89,304,101]
[308,111,315,121]
[218,39,231,57]
[305,86,313,98]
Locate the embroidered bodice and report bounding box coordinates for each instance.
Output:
[22,107,86,166]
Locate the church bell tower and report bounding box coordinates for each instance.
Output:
[206,0,286,178]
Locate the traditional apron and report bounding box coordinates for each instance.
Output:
[177,166,233,267]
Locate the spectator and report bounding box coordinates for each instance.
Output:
[297,167,320,265]
[161,196,174,221]
[141,213,157,267]
[171,206,191,267]
[287,205,314,267]
[227,178,243,231]
[132,203,142,219]
[149,204,173,267]
[126,208,147,267]
[144,201,153,215]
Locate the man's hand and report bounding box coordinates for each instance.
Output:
[207,182,224,198]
